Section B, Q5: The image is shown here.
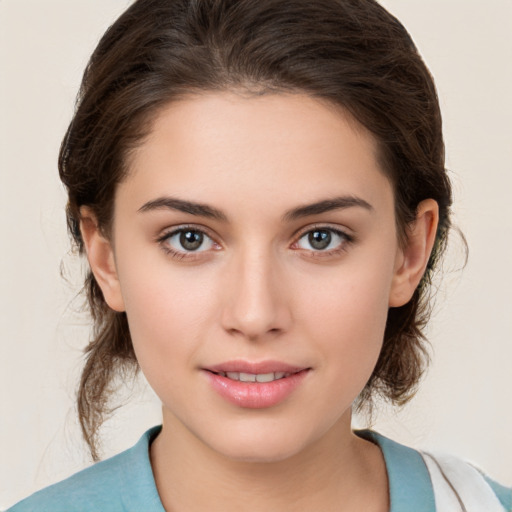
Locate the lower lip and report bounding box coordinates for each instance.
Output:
[205,370,310,409]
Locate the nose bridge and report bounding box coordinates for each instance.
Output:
[221,242,289,340]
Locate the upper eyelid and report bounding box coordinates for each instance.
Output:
[156,224,217,242]
[293,223,352,239]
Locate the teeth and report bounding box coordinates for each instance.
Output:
[220,371,289,382]
[256,372,275,383]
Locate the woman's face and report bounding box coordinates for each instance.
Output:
[103,92,408,462]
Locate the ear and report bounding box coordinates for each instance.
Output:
[80,207,125,312]
[389,199,439,307]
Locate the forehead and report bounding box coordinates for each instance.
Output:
[120,91,393,217]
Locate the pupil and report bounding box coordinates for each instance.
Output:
[180,231,203,251]
[309,230,331,250]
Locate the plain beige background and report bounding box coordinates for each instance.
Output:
[1,0,511,508]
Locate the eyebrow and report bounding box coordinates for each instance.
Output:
[282,196,374,221]
[138,194,373,222]
[138,197,228,221]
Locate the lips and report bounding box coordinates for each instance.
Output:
[204,361,310,408]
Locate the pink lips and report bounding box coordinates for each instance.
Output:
[204,360,310,409]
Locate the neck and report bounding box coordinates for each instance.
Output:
[150,411,389,512]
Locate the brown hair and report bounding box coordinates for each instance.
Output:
[59,0,452,460]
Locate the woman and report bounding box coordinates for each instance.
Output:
[6,0,511,510]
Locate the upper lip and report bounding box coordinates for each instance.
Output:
[205,360,308,374]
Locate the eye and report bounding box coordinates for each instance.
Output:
[161,228,217,254]
[295,228,351,252]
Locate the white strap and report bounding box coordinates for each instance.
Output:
[422,452,506,512]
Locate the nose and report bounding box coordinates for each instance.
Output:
[220,247,292,341]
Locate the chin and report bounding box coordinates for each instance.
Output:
[202,422,318,464]
[216,441,303,464]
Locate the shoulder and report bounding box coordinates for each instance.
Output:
[357,430,512,512]
[422,451,512,512]
[484,475,512,511]
[7,426,164,512]
[8,453,127,512]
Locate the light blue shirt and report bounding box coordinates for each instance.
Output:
[8,426,511,511]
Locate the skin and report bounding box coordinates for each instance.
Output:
[81,92,438,512]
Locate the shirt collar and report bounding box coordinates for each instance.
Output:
[356,430,436,512]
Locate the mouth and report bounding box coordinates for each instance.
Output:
[204,360,309,381]
[209,370,292,383]
[204,361,311,408]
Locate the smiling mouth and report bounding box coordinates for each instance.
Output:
[205,365,310,408]
[210,371,291,383]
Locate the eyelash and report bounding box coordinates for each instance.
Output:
[156,225,220,261]
[292,225,354,259]
[156,224,354,261]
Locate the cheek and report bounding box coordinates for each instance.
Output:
[300,253,394,333]
[309,287,388,363]
[117,258,219,378]
[295,256,395,381]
